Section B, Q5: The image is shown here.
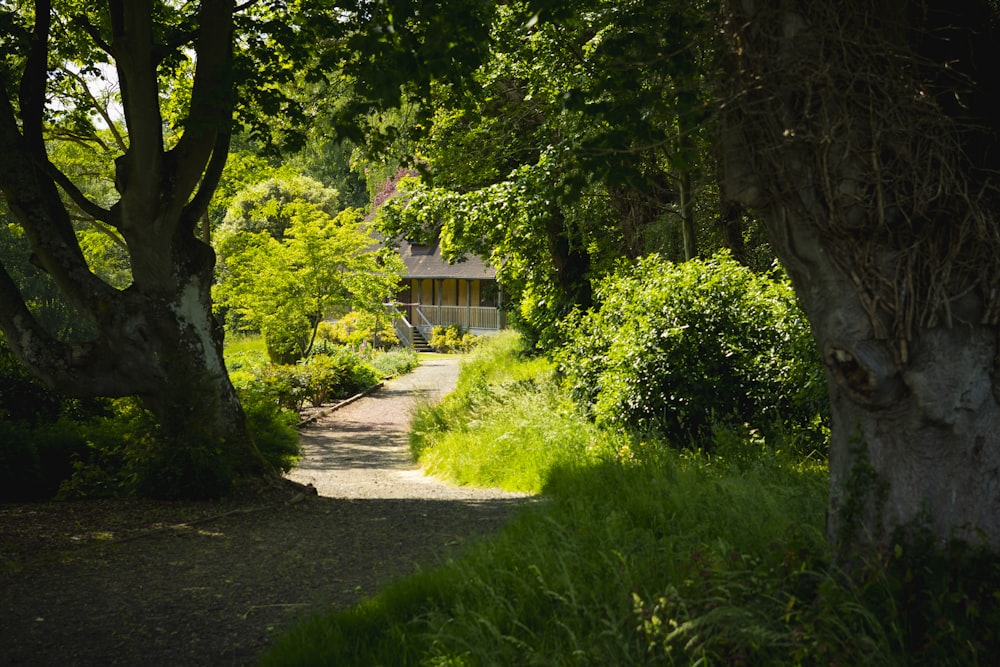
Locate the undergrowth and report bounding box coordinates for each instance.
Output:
[253,332,999,665]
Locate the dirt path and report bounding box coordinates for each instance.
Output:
[0,357,529,666]
[290,355,525,501]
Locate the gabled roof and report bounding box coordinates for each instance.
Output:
[397,238,496,280]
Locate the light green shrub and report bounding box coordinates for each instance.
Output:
[368,346,419,378]
[429,324,478,353]
[317,311,400,350]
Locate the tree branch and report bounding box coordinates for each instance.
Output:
[171,0,235,202]
[1,71,117,314]
[38,157,114,224]
[72,14,114,57]
[19,0,51,152]
[60,66,129,153]
[80,217,129,252]
[182,128,232,234]
[111,0,164,202]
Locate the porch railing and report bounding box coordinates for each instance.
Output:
[410,304,503,332]
[388,302,505,347]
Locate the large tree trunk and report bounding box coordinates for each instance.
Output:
[720,0,1000,555]
[0,1,274,497]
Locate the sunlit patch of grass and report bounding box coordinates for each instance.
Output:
[223,332,266,356]
[410,331,609,493]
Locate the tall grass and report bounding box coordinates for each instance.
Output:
[410,331,608,492]
[261,333,1000,666]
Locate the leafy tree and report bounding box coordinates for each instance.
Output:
[0,1,330,494]
[343,0,1000,560]
[220,171,340,241]
[371,1,735,348]
[718,0,1000,555]
[215,206,403,364]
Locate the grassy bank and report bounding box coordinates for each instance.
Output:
[261,332,998,666]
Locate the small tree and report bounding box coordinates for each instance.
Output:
[215,206,403,364]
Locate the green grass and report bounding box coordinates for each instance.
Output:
[223,332,267,356]
[260,332,1000,667]
[410,332,607,493]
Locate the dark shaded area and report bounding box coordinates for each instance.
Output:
[0,492,524,666]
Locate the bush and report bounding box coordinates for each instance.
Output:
[56,399,150,499]
[368,346,419,378]
[231,348,380,412]
[429,324,478,353]
[555,253,828,453]
[240,396,300,473]
[300,351,379,406]
[262,309,312,364]
[0,337,118,500]
[317,311,400,350]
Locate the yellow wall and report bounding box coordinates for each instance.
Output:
[405,278,492,307]
[441,279,457,306]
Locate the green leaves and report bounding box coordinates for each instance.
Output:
[555,253,829,452]
[215,202,403,364]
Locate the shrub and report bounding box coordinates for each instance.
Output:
[231,348,380,412]
[240,395,300,473]
[56,400,149,499]
[299,351,378,406]
[262,309,312,364]
[555,253,828,453]
[368,346,419,378]
[0,338,120,500]
[317,311,400,350]
[243,364,309,411]
[429,324,478,353]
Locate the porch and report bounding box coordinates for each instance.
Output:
[390,303,506,349]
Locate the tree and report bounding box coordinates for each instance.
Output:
[215,206,403,364]
[371,1,729,347]
[718,0,1000,555]
[0,1,295,493]
[220,171,340,241]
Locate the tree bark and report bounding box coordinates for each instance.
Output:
[544,207,592,311]
[0,1,272,496]
[720,0,1000,555]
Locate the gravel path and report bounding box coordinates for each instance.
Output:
[0,356,530,666]
[289,355,526,501]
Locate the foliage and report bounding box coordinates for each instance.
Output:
[366,346,419,379]
[219,172,340,241]
[238,393,301,474]
[555,252,828,453]
[230,349,379,413]
[411,331,605,492]
[0,336,116,500]
[215,206,403,364]
[0,215,94,342]
[317,311,400,350]
[367,0,750,349]
[428,324,478,353]
[262,331,1000,666]
[0,418,88,501]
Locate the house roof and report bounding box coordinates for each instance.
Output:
[397,238,496,280]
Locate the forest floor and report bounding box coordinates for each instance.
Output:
[0,356,531,666]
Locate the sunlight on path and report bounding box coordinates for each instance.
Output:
[287,356,527,501]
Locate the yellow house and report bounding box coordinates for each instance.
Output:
[391,239,505,349]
